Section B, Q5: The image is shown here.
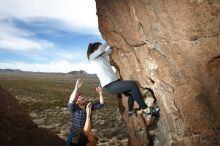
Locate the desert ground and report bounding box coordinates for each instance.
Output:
[0,72,128,146]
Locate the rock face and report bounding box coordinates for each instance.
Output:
[96,0,220,145]
[0,87,66,146]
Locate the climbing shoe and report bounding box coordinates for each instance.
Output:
[150,106,160,117]
[128,110,135,117]
[142,106,160,117]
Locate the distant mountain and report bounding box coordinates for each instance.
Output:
[68,70,96,77]
[0,69,96,77]
[68,70,87,75]
[0,69,22,73]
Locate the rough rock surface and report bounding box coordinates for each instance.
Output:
[0,87,66,146]
[96,0,220,145]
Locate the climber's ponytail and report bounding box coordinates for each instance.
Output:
[87,42,102,59]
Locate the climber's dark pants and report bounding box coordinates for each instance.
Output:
[104,80,148,111]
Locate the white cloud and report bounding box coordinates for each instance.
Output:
[17,47,87,63]
[0,21,54,51]
[53,49,87,62]
[0,37,54,51]
[0,21,34,37]
[0,61,96,74]
[0,0,100,73]
[0,0,99,34]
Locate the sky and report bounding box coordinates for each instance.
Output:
[0,0,103,73]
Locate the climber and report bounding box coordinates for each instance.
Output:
[87,42,160,117]
[66,79,103,146]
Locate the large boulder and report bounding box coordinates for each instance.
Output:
[95,0,220,145]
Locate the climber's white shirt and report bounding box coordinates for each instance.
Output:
[89,43,118,87]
